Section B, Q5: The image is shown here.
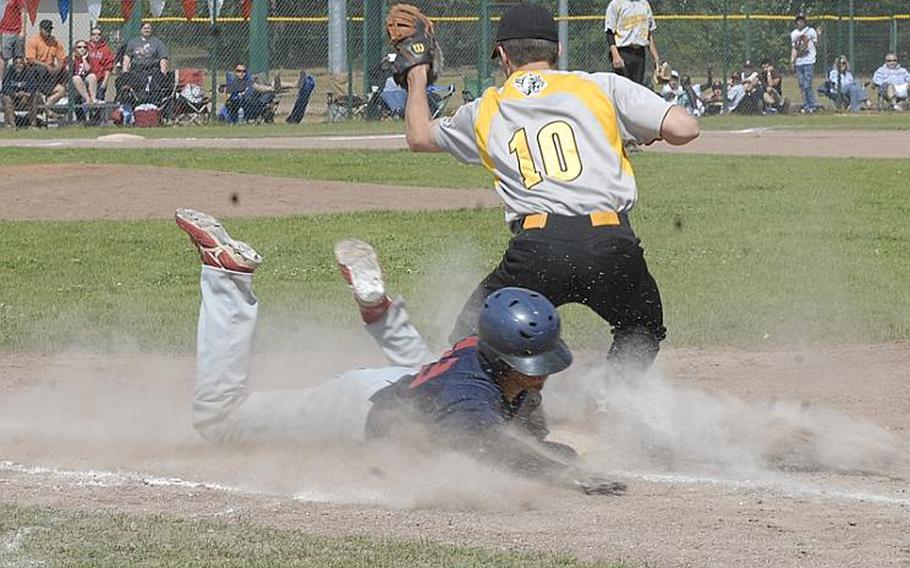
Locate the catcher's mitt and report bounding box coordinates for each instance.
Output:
[386,3,440,88]
[652,61,672,89]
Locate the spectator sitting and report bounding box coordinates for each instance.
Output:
[69,40,96,104]
[117,22,171,107]
[700,80,725,115]
[85,27,114,101]
[219,63,278,123]
[824,55,867,113]
[1,54,37,128]
[660,70,702,116]
[872,53,910,111]
[760,58,789,113]
[0,0,27,87]
[25,19,66,111]
[727,70,763,114]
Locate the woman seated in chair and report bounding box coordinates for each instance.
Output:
[220,63,278,123]
[824,55,867,113]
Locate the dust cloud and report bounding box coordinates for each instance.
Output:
[546,358,899,478]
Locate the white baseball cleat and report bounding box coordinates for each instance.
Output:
[334,238,390,323]
[175,208,262,273]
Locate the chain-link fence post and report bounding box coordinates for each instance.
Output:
[479,0,491,88]
[890,14,898,54]
[363,0,383,118]
[558,0,568,70]
[210,9,219,117]
[848,0,855,66]
[722,0,729,111]
[249,0,268,76]
[743,0,752,63]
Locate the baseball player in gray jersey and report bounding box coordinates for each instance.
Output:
[399,2,699,377]
[605,0,660,86]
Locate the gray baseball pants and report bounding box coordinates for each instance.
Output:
[193,266,433,445]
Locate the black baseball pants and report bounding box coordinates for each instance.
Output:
[451,214,666,375]
[613,45,647,86]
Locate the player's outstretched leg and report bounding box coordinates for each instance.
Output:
[176,208,262,273]
[334,238,391,324]
[176,208,264,444]
[335,238,432,368]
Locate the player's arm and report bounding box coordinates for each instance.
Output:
[648,32,659,70]
[660,106,699,145]
[404,65,443,153]
[647,9,659,69]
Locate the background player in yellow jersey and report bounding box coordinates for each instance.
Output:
[605,0,660,86]
[402,3,699,378]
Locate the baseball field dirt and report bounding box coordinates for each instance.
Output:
[2,133,908,567]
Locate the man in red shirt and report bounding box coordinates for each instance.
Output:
[0,0,27,87]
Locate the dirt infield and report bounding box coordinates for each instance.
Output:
[2,149,909,567]
[2,345,908,567]
[0,164,500,221]
[0,128,908,158]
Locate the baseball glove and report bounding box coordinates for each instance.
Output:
[386,3,439,88]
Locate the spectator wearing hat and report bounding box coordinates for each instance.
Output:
[0,0,27,86]
[25,19,67,110]
[790,13,820,113]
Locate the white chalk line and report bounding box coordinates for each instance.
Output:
[2,459,908,510]
[0,460,380,505]
[618,470,910,508]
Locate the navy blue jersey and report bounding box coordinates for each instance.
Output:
[366,336,543,440]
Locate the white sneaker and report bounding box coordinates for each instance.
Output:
[334,238,390,322]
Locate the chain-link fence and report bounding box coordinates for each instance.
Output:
[71,1,910,121]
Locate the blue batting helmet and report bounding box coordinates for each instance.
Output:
[477,287,572,376]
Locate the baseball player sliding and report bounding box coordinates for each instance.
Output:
[390,3,699,378]
[175,208,625,496]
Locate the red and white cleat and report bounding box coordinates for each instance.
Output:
[334,238,391,323]
[175,208,262,273]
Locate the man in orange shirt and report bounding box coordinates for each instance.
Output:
[25,19,66,108]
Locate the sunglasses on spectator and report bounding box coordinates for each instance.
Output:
[76,44,87,49]
[886,58,898,62]
[235,67,247,73]
[91,32,102,36]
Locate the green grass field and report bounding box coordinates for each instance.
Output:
[2,152,908,351]
[0,504,620,568]
[1,106,910,140]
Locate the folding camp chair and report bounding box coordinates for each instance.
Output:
[169,68,211,126]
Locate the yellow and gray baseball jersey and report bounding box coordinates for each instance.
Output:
[434,70,672,223]
[605,0,656,48]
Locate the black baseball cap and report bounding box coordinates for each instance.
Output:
[39,19,53,30]
[491,2,558,59]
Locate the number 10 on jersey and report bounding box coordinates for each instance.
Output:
[508,120,583,190]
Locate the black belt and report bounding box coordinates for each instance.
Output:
[510,211,629,235]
